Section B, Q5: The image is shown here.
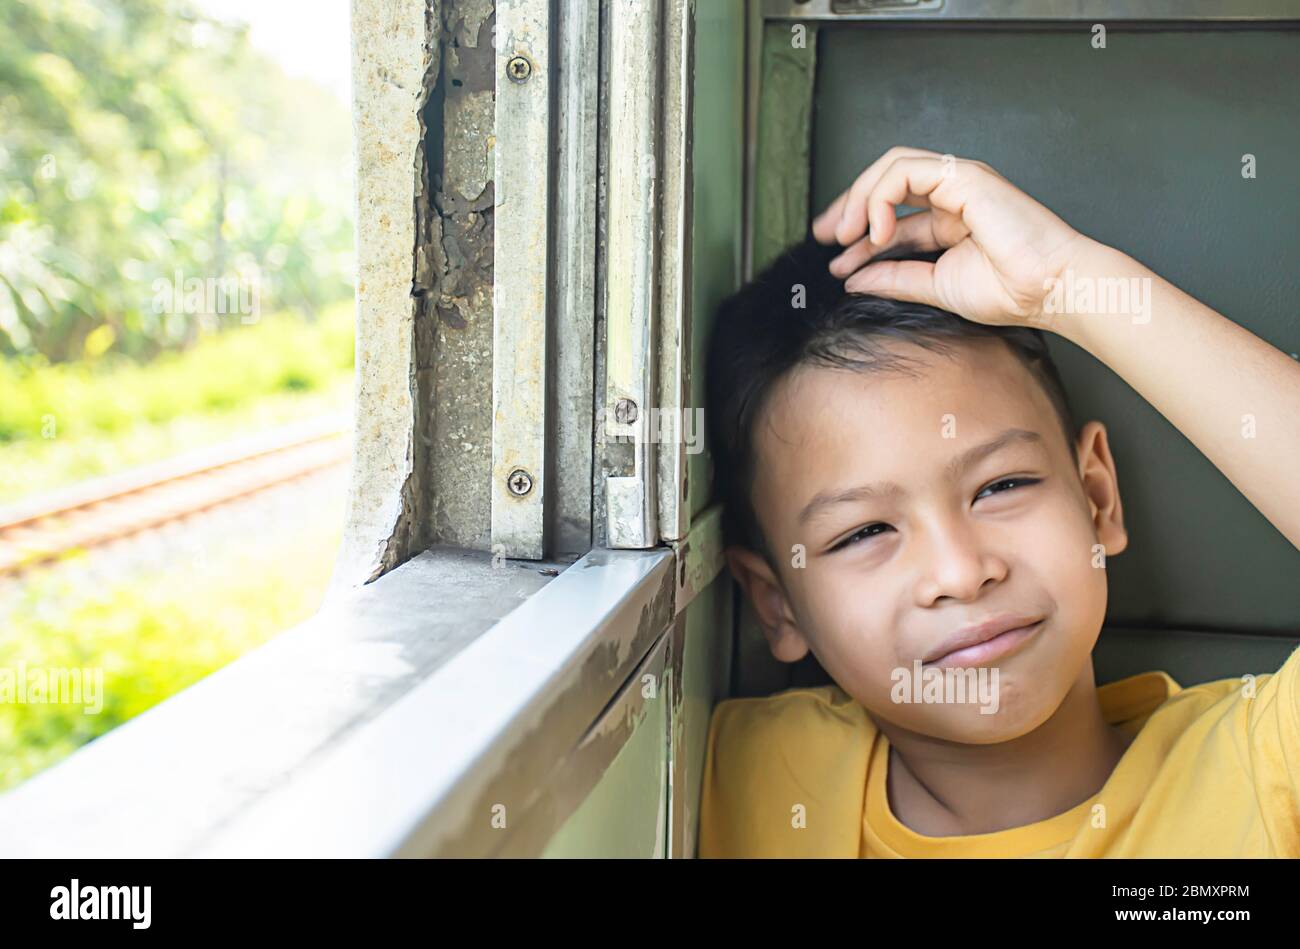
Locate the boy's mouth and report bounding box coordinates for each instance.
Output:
[922,615,1045,669]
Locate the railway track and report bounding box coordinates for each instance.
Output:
[0,414,352,578]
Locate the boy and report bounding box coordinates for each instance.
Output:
[698,147,1300,857]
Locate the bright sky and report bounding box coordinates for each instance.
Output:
[195,0,352,107]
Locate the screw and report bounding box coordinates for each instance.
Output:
[614,398,638,424]
[507,468,533,496]
[507,56,532,83]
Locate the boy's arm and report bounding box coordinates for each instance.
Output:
[1053,237,1300,552]
[812,146,1300,551]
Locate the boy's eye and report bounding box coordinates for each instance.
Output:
[830,478,1042,552]
[831,522,893,552]
[975,477,1041,501]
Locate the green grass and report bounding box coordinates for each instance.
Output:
[0,297,356,791]
[0,480,346,792]
[0,301,354,445]
[0,380,352,505]
[0,301,355,505]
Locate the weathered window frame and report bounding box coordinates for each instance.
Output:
[0,0,730,858]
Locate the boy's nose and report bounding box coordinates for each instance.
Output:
[912,519,1008,606]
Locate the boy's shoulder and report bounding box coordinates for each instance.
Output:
[699,684,875,858]
[1138,641,1300,730]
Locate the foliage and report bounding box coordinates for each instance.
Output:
[0,0,355,363]
[0,301,354,446]
[0,493,345,792]
[0,302,354,503]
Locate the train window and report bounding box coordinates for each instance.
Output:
[0,0,738,858]
[10,0,1291,862]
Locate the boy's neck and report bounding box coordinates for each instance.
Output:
[878,666,1134,838]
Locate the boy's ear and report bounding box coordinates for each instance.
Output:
[1075,420,1128,558]
[723,544,811,663]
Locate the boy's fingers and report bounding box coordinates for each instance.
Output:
[841,167,936,248]
[828,211,943,278]
[812,146,945,244]
[833,153,946,246]
[828,236,884,279]
[844,259,942,309]
[811,192,851,243]
[861,157,968,249]
[865,157,1016,252]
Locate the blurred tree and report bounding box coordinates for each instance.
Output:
[0,0,354,363]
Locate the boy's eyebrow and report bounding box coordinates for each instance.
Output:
[796,428,1045,527]
[943,427,1044,480]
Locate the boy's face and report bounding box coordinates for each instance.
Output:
[725,337,1128,744]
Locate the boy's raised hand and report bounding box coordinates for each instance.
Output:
[814,146,1300,552]
[811,146,1088,328]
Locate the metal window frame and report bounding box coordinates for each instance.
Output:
[604,0,665,549]
[200,546,678,857]
[493,0,698,557]
[762,0,1300,21]
[491,0,554,560]
[0,0,731,859]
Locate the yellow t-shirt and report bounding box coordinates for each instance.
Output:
[698,644,1300,858]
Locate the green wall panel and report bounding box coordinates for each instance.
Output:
[689,0,746,524]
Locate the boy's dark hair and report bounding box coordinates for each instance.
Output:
[705,234,1079,568]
